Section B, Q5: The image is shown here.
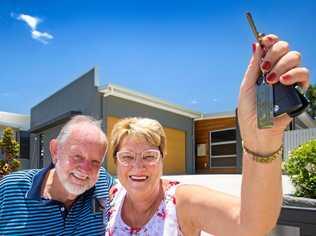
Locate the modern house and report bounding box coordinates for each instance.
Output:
[0,111,30,169]
[29,68,200,175]
[28,68,316,175]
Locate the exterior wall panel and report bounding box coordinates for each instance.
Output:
[195,117,240,173]
[31,68,102,128]
[29,123,64,168]
[30,69,103,167]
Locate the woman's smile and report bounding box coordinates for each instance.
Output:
[129,175,149,182]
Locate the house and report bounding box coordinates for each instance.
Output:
[0,111,30,169]
[28,68,316,175]
[29,68,200,175]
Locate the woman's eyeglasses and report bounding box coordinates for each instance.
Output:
[116,149,161,166]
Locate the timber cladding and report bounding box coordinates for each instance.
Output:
[106,116,186,175]
[195,117,236,172]
[195,117,236,143]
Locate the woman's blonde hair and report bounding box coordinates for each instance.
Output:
[110,117,167,160]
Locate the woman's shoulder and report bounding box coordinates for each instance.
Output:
[162,179,180,190]
[161,179,181,205]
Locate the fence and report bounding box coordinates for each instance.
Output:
[284,128,316,160]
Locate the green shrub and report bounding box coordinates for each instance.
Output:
[283,139,316,199]
[0,127,21,176]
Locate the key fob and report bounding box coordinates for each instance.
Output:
[273,83,310,117]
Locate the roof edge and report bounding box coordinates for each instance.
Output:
[98,84,201,119]
[195,111,236,121]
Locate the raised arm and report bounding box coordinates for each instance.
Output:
[176,34,309,236]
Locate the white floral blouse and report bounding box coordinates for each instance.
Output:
[105,180,183,236]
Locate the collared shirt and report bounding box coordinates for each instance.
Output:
[0,163,113,236]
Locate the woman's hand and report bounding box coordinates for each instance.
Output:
[238,34,310,155]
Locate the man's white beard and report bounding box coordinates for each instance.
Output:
[61,176,88,195]
[55,164,92,196]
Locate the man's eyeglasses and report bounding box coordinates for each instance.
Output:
[116,149,161,166]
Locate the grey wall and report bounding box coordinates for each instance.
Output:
[31,68,102,128]
[103,96,195,174]
[29,68,103,168]
[29,123,65,169]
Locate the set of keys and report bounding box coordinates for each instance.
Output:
[246,12,309,129]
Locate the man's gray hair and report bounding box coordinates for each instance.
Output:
[56,115,107,145]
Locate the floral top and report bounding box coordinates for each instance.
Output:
[105,180,183,236]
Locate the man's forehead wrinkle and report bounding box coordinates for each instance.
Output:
[68,124,103,143]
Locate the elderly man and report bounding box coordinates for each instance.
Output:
[0,115,113,235]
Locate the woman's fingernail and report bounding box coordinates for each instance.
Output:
[267,36,275,43]
[266,72,277,83]
[252,43,256,53]
[261,61,271,71]
[281,74,292,81]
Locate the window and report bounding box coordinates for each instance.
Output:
[18,131,30,159]
[209,128,237,168]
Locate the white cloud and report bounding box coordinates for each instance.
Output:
[12,13,53,44]
[32,30,53,44]
[17,14,40,30]
[191,99,199,104]
[212,98,218,102]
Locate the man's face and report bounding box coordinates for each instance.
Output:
[53,124,107,196]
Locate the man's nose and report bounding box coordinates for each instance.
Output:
[79,159,93,173]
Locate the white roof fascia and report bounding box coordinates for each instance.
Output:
[0,111,30,130]
[195,111,236,121]
[98,84,201,119]
[0,121,25,130]
[195,111,316,128]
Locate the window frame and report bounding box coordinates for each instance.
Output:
[209,127,237,168]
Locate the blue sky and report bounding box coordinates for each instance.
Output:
[1,0,316,115]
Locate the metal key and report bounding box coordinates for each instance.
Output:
[246,12,274,128]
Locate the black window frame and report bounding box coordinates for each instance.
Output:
[209,128,237,168]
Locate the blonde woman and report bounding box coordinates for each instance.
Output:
[105,34,309,236]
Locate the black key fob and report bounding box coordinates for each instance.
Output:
[273,83,309,117]
[246,12,310,129]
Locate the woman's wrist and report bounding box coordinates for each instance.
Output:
[242,141,283,163]
[242,138,283,157]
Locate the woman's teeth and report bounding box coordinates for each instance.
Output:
[129,175,148,181]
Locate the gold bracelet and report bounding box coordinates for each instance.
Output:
[242,142,283,163]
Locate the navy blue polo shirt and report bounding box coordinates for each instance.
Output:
[0,164,113,235]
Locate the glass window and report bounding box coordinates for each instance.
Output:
[209,128,237,168]
[19,131,30,159]
[211,157,236,167]
[211,143,236,156]
[211,129,236,143]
